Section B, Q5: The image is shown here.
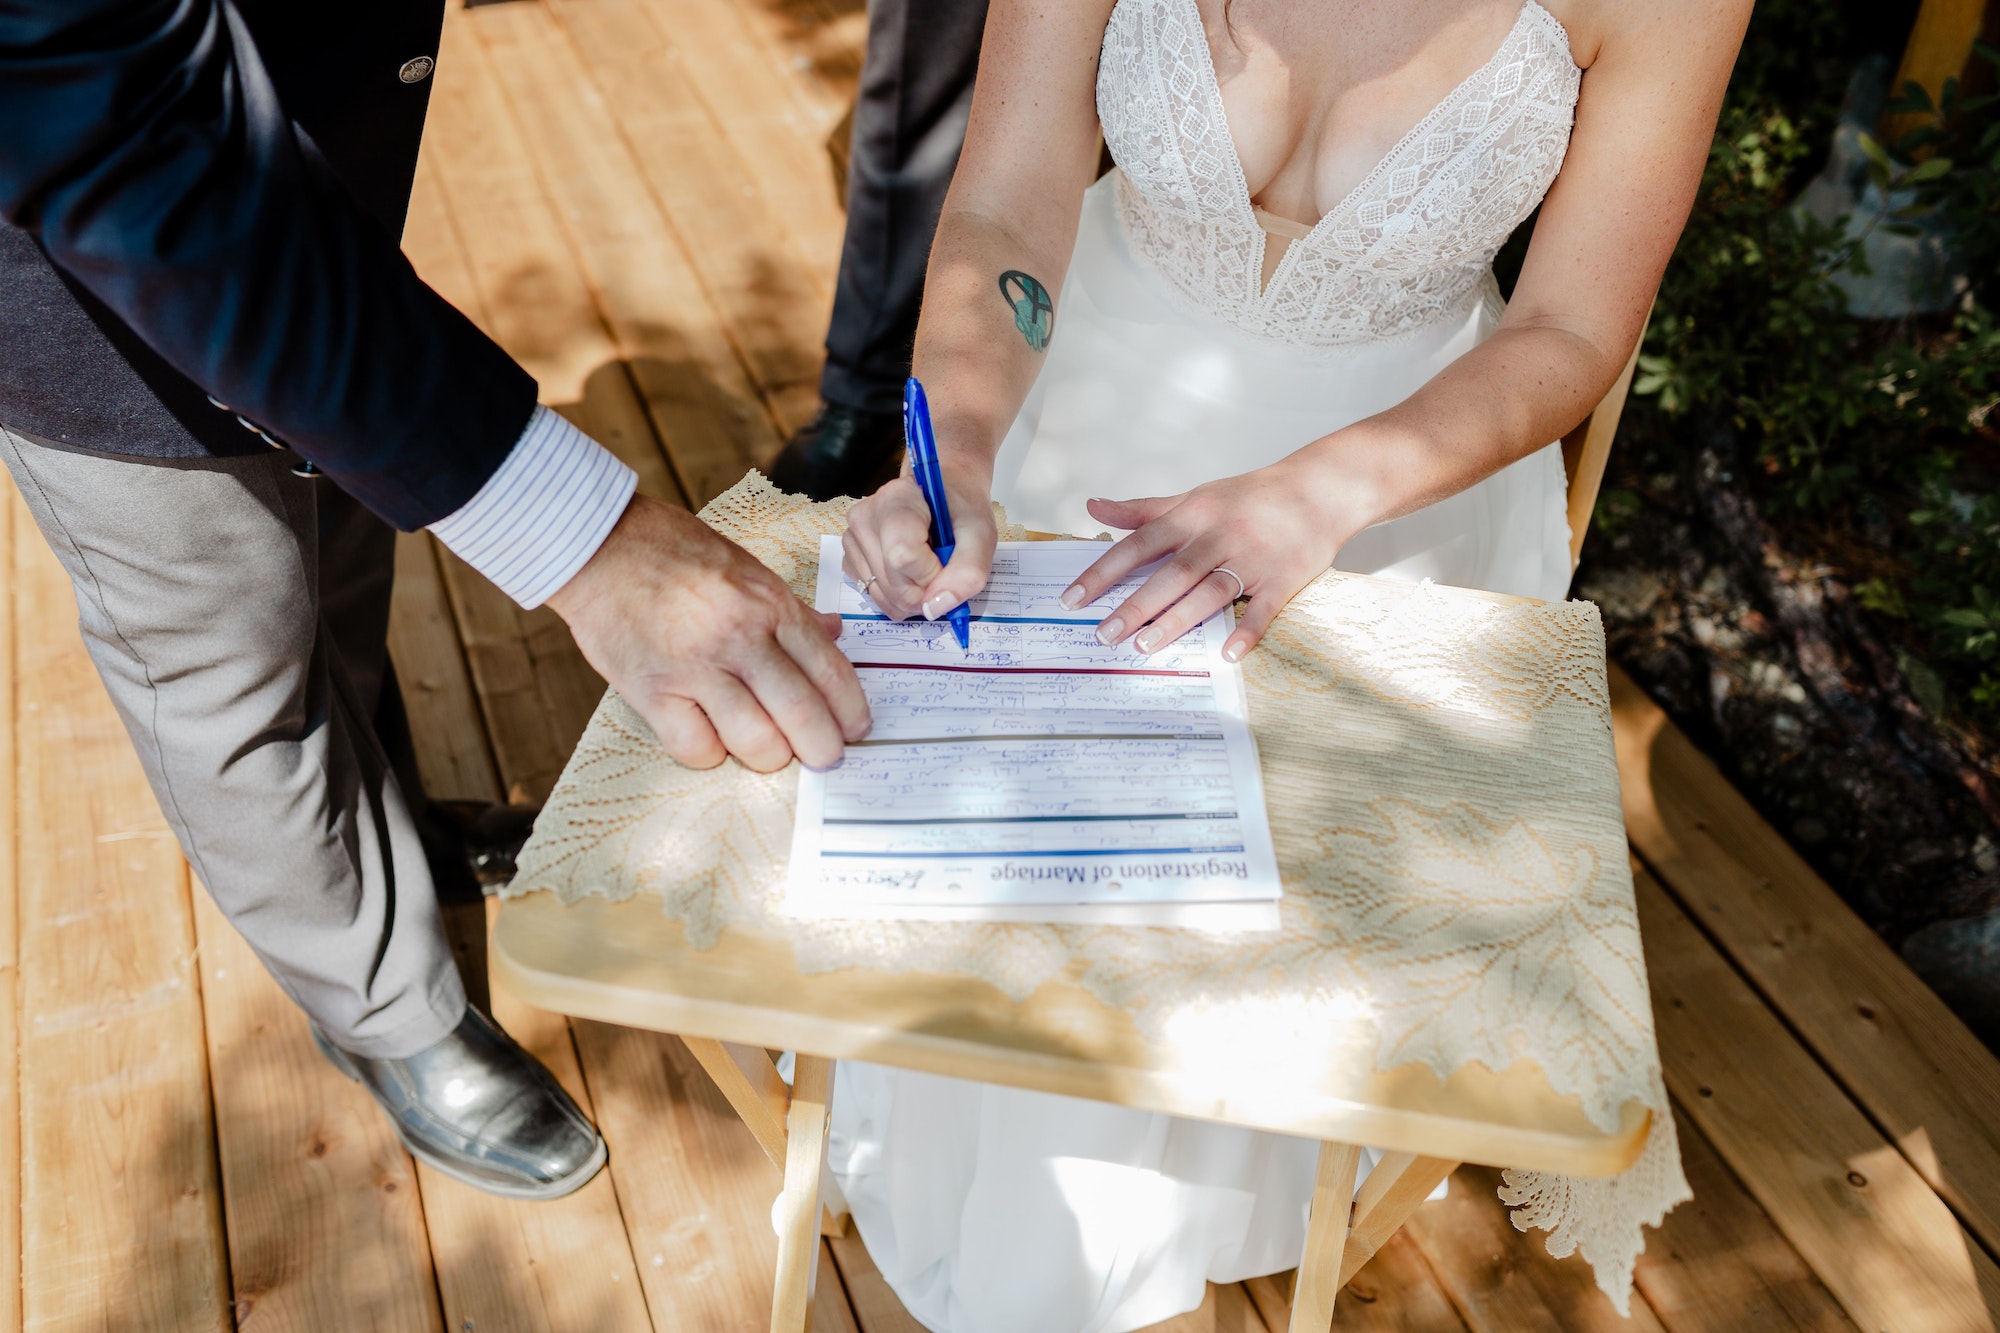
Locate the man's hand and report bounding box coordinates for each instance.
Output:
[546,495,870,771]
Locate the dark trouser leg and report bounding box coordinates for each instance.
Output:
[1,426,466,1058]
[819,0,991,415]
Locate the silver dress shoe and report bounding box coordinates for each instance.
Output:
[313,1007,607,1200]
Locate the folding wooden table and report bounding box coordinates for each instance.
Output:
[490,476,1657,1331]
[493,886,1650,1331]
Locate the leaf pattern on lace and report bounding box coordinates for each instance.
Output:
[506,475,1689,1315]
[1099,0,1581,346]
[1309,800,1650,1115]
[1254,576,1614,723]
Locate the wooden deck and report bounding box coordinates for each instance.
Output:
[4,0,2000,1327]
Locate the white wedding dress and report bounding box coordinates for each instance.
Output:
[830,3,1584,1330]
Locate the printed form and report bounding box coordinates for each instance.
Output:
[789,537,1281,927]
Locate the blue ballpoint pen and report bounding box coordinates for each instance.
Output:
[902,377,973,650]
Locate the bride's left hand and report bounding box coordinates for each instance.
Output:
[1060,458,1359,663]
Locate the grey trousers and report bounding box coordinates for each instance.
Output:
[2,425,466,1058]
[820,0,991,416]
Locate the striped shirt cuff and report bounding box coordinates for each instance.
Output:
[428,405,638,609]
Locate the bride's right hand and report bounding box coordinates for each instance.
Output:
[842,473,998,624]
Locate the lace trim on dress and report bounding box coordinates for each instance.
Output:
[507,475,1692,1315]
[1098,0,1582,346]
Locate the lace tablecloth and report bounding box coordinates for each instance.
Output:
[505,475,1688,1309]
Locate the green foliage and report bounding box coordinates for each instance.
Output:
[1888,44,2000,305]
[1905,449,2000,711]
[1624,7,2000,732]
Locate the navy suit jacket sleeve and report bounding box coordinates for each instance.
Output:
[0,0,536,529]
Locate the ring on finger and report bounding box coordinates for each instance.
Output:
[861,573,880,594]
[1212,566,1245,600]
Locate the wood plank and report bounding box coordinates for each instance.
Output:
[533,0,833,442]
[1403,1166,1669,1332]
[11,487,232,1331]
[828,1232,928,1333]
[387,532,502,804]
[453,0,786,505]
[419,1,779,802]
[409,90,661,1324]
[567,1018,787,1330]
[404,148,493,331]
[1611,666,2000,1261]
[1247,1235,1470,1333]
[520,601,608,752]
[1634,1104,1859,1332]
[189,888,443,1332]
[703,0,866,127]
[573,1022,860,1331]
[1637,862,2000,1332]
[417,4,689,509]
[622,0,853,282]
[418,901,652,1333]
[814,1242,864,1333]
[421,7,656,459]
[435,546,602,805]
[411,9,684,806]
[0,476,20,1333]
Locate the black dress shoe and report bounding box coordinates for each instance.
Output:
[767,402,905,501]
[314,1007,606,1200]
[431,799,541,888]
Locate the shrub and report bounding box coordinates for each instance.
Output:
[1620,2,2000,733]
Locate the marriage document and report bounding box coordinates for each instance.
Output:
[788,537,1281,926]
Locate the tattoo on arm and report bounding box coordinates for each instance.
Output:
[998,270,1055,352]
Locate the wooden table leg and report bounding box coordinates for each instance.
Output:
[819,1168,852,1237]
[683,1037,851,1236]
[682,1036,791,1168]
[771,1054,834,1333]
[1339,1153,1456,1286]
[1288,1141,1361,1333]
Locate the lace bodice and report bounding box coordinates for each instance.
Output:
[1097,0,1582,346]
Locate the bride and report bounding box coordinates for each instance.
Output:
[833,0,1747,1328]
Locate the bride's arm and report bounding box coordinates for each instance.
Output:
[1069,0,1754,660]
[841,0,1112,623]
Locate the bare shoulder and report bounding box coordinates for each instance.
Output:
[982,0,1120,65]
[1537,0,1753,72]
[955,0,1122,214]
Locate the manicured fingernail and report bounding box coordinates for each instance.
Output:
[1096,616,1125,645]
[923,592,960,621]
[1223,640,1246,663]
[1134,627,1161,654]
[1059,584,1086,610]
